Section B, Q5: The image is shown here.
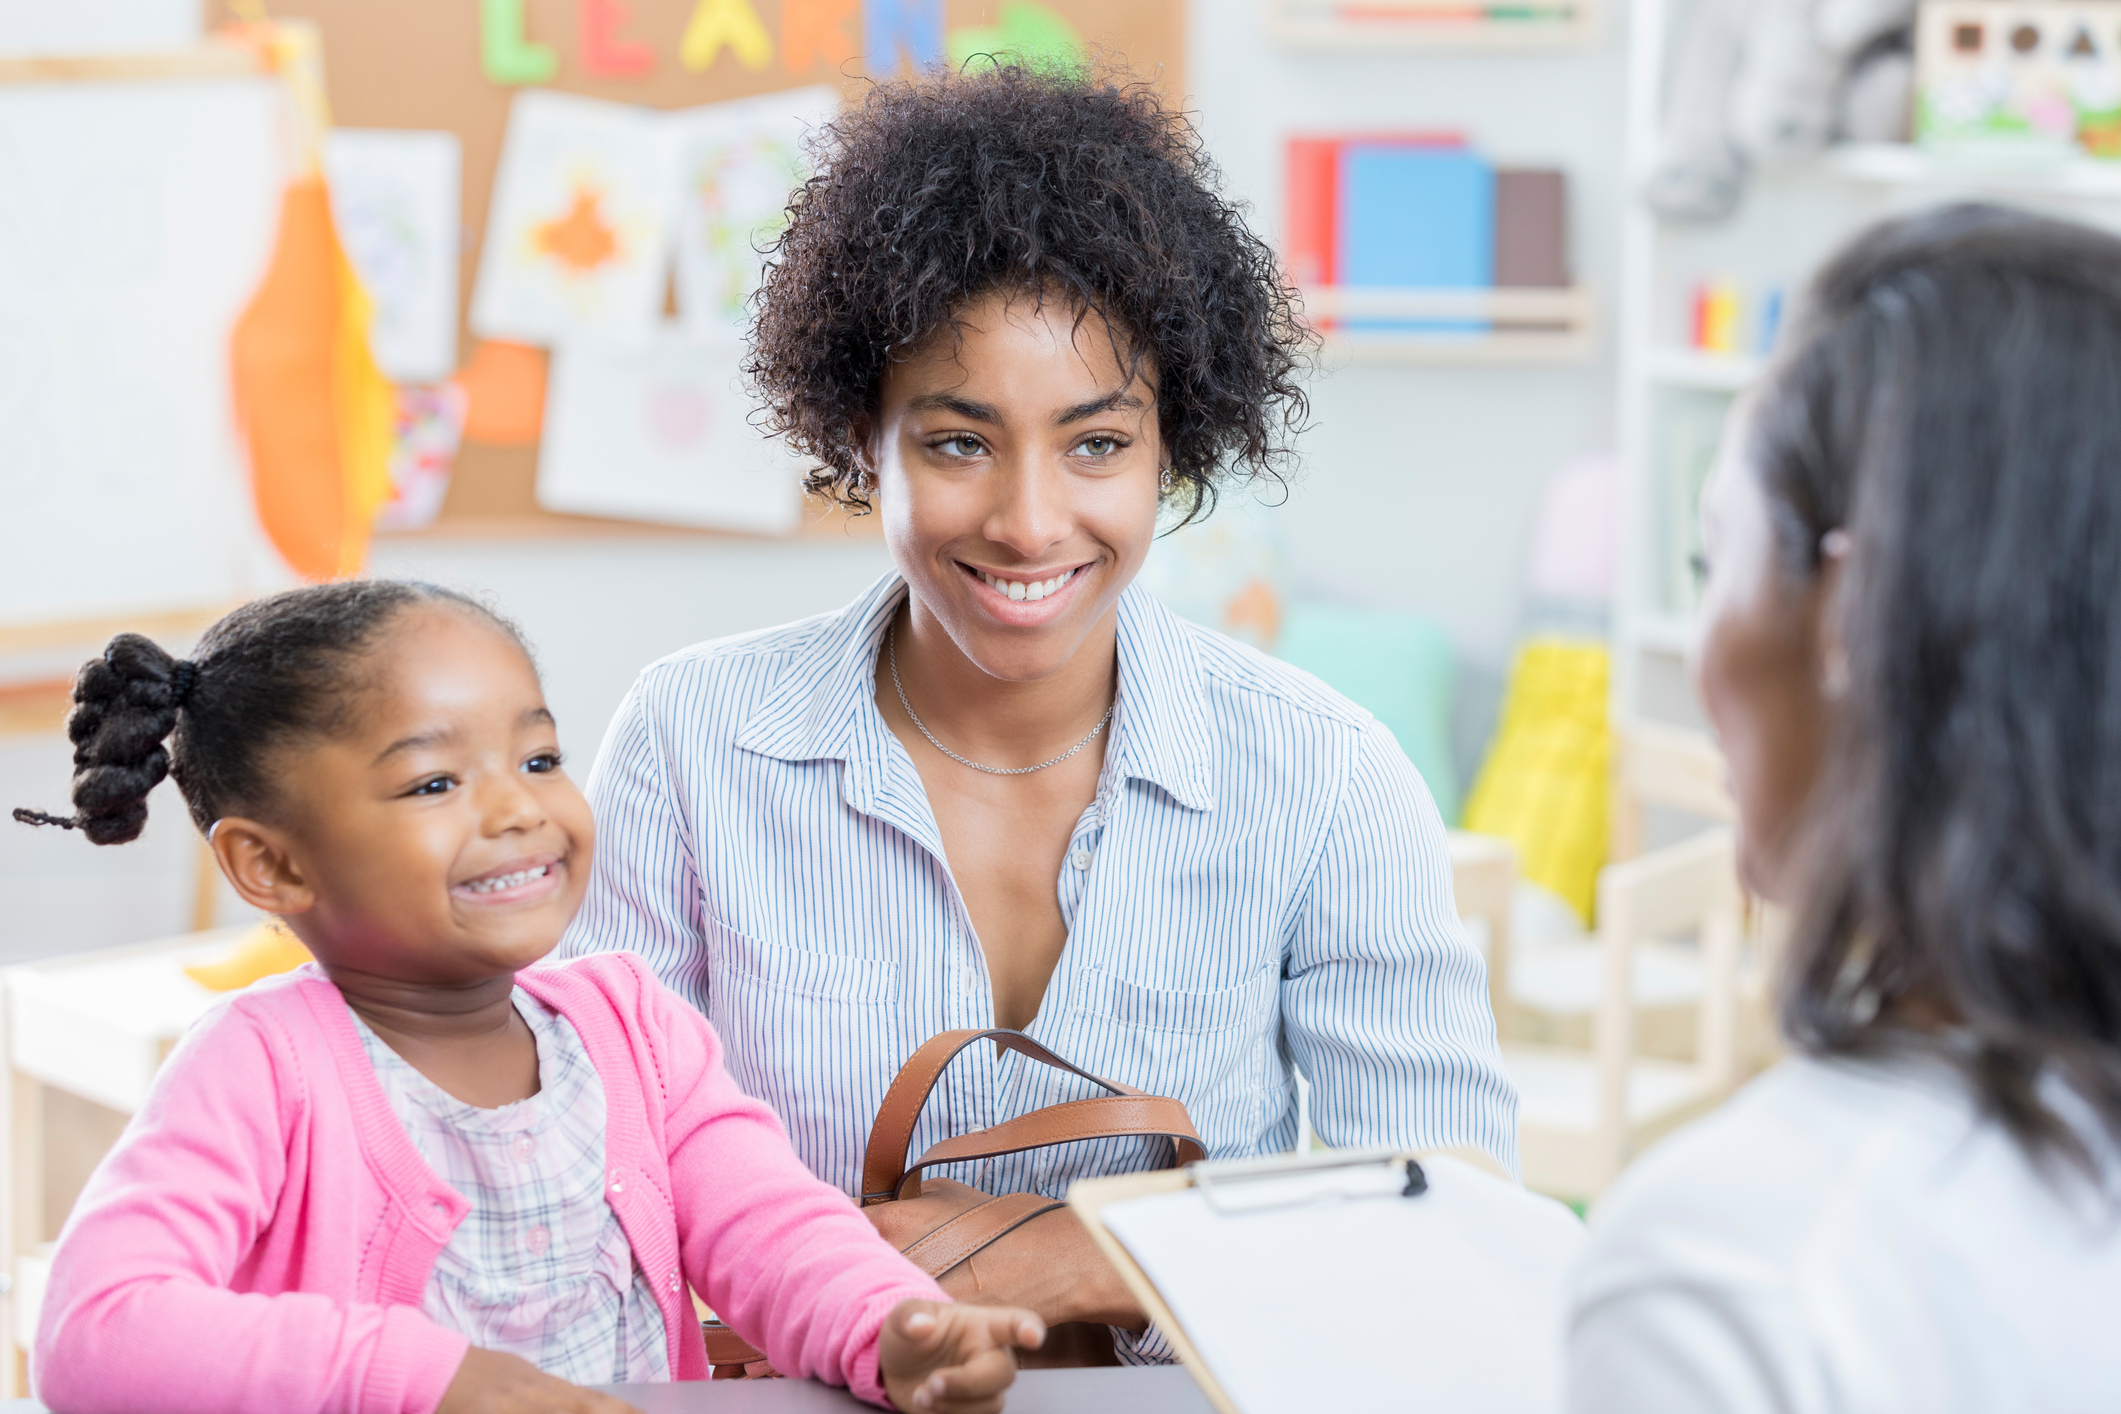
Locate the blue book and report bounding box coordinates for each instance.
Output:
[1337,145,1495,333]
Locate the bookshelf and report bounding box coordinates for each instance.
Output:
[1613,1,2121,730]
[1302,284,1595,363]
[1269,0,1602,51]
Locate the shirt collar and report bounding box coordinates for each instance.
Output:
[735,571,1216,813]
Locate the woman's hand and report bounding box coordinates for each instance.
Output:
[944,1206,1147,1330]
[880,1299,1044,1413]
[436,1347,645,1414]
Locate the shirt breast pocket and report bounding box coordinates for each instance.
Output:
[1066,965,1279,1147]
[703,918,902,1131]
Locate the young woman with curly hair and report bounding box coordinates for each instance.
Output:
[564,65,1517,1360]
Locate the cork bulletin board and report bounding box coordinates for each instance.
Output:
[223,0,1187,538]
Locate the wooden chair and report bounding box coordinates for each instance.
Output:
[1500,720,1744,1058]
[1489,722,1782,1201]
[1448,830,1517,1034]
[1610,718,1736,863]
[1508,826,1747,1201]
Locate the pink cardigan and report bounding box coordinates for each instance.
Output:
[34,953,945,1414]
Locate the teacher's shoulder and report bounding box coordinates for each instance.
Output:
[623,606,846,740]
[1163,609,1382,777]
[1172,614,1371,731]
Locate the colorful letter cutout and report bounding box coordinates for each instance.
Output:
[783,0,857,72]
[480,0,559,85]
[680,0,774,72]
[581,0,655,76]
[865,0,944,75]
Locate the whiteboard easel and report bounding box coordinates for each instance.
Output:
[0,40,299,641]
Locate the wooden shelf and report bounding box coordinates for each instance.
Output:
[1305,285,1596,364]
[1826,142,2121,200]
[1271,1,1601,50]
[0,42,267,83]
[1641,348,1761,393]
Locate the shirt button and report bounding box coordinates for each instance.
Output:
[510,1132,537,1162]
[1071,848,1092,871]
[525,1225,551,1255]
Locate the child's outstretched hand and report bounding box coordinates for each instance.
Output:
[437,1347,646,1414]
[880,1299,1044,1414]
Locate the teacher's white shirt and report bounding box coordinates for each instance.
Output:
[1568,1050,2121,1414]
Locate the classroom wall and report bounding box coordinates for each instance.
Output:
[0,0,1631,962]
[1186,7,1629,756]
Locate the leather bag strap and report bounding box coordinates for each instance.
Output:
[702,1321,763,1369]
[862,1028,1200,1203]
[862,1028,1133,1202]
[899,1095,1206,1197]
[897,1191,1067,1278]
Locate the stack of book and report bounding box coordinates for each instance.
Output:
[1273,1,1593,46]
[1287,133,1569,336]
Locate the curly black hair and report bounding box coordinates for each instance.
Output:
[12,580,523,845]
[746,63,1313,523]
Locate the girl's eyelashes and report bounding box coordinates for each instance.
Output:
[404,774,457,798]
[523,751,563,775]
[1073,433,1126,457]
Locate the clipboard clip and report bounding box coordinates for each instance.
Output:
[1184,1146,1429,1215]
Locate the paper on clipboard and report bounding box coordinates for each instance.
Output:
[1078,1151,1585,1414]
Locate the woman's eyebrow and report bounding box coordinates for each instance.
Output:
[905,392,1001,422]
[1054,390,1144,424]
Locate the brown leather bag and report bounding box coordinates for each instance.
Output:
[703,1028,1205,1378]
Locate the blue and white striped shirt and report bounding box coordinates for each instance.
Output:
[564,572,1518,1328]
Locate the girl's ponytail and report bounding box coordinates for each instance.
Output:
[13,580,522,847]
[13,633,199,845]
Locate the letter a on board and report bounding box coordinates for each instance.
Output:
[681,0,775,71]
[866,0,943,75]
[581,0,655,76]
[784,0,857,71]
[480,0,558,84]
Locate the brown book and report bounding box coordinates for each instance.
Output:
[1494,169,1569,289]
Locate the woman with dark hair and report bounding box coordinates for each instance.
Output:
[1567,204,2121,1411]
[562,65,1516,1357]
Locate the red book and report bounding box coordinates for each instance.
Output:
[1287,138,1340,289]
[1287,131,1466,289]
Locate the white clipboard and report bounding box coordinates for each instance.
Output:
[1069,1147,1586,1414]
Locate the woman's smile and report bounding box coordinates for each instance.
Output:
[958,559,1096,628]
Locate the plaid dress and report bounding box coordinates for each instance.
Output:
[353,991,671,1385]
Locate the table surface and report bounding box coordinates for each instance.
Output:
[0,1365,1214,1414]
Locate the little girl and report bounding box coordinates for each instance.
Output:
[14,579,1041,1414]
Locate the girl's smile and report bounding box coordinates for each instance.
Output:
[451,854,564,905]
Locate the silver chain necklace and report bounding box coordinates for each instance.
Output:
[888,625,1113,776]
